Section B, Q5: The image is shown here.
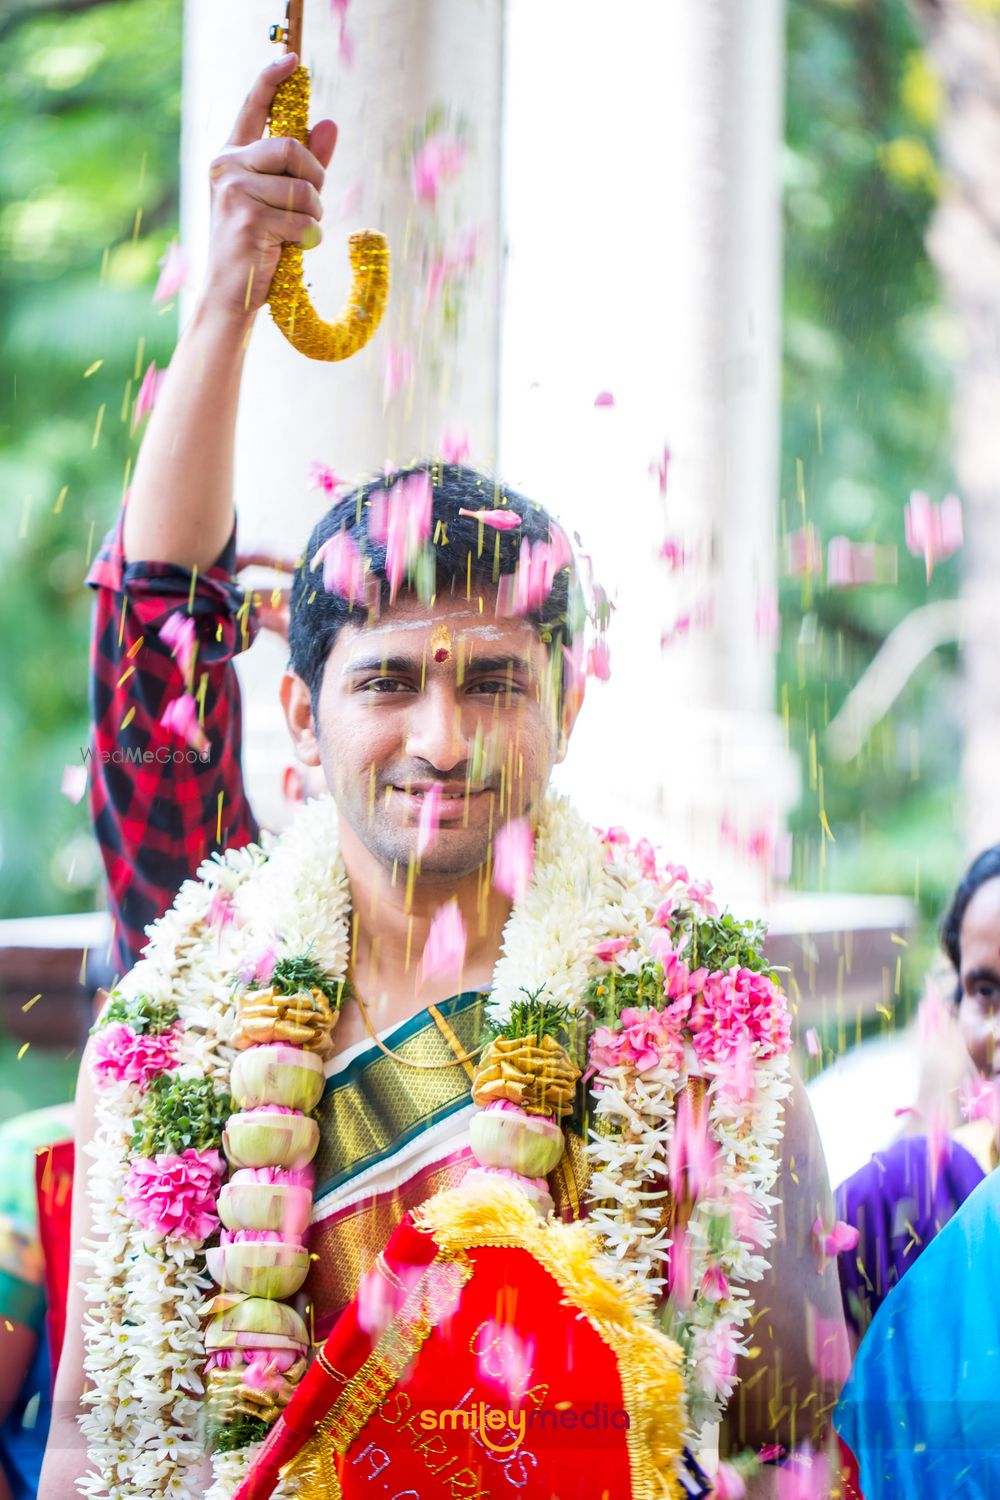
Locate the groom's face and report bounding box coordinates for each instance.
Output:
[284,585,575,881]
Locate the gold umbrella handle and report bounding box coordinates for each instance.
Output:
[265,3,390,362]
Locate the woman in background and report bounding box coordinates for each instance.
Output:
[836,845,1000,1340]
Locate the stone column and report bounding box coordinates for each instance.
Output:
[499,0,797,895]
[181,0,504,827]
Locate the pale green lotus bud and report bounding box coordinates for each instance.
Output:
[469,1107,565,1176]
[205,1241,311,1299]
[204,1294,309,1353]
[223,1110,319,1170]
[230,1043,325,1112]
[218,1178,313,1237]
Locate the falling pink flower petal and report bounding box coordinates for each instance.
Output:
[649,444,671,497]
[133,360,165,430]
[313,531,366,606]
[585,638,611,681]
[670,1087,719,1202]
[758,1446,785,1466]
[153,241,188,304]
[775,1447,832,1500]
[658,538,687,571]
[493,818,533,903]
[440,427,470,465]
[61,764,88,804]
[784,524,823,578]
[497,528,574,616]
[754,587,779,644]
[812,1214,859,1272]
[804,1027,821,1058]
[160,610,197,681]
[367,473,433,598]
[383,342,415,407]
[593,390,615,408]
[337,180,364,220]
[806,1303,852,1385]
[309,462,345,496]
[418,899,467,986]
[592,937,630,964]
[159,692,208,754]
[416,783,443,859]
[667,1233,691,1306]
[410,133,466,206]
[337,18,355,65]
[458,507,522,531]
[715,1462,747,1500]
[827,537,896,588]
[905,490,963,581]
[474,1320,537,1405]
[206,888,235,929]
[961,1075,1000,1127]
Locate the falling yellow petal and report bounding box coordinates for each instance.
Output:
[21,995,41,1014]
[120,706,136,731]
[17,1043,29,1060]
[83,360,103,379]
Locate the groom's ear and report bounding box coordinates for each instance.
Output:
[280,671,322,767]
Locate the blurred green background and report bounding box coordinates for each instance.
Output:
[0,0,966,1114]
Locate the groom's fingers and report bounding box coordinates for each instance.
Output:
[308,119,338,172]
[228,53,300,147]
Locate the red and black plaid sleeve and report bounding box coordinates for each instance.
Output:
[87,512,261,978]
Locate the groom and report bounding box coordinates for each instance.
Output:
[41,54,846,1500]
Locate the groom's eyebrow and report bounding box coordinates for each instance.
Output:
[343,651,534,677]
[343,654,417,675]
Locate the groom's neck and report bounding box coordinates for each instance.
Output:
[338,821,510,1010]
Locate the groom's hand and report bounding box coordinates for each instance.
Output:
[205,54,338,320]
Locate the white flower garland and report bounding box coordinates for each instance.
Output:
[79,789,789,1495]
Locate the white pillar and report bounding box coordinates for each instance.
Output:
[499,0,797,896]
[181,0,504,827]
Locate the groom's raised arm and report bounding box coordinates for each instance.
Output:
[122,51,336,571]
[85,57,337,977]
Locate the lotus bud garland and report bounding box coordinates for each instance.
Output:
[229,1041,325,1112]
[223,1109,320,1170]
[469,1100,566,1176]
[205,1236,311,1298]
[203,1293,310,1354]
[218,1168,314,1236]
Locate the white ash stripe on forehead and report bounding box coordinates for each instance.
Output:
[348,615,507,642]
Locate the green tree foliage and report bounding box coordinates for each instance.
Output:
[781,0,962,966]
[0,0,181,920]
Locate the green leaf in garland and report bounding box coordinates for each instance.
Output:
[131,1074,231,1157]
[92,991,179,1037]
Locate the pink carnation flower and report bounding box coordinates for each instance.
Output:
[589,1006,684,1076]
[91,1022,179,1092]
[124,1148,225,1242]
[688,967,790,1066]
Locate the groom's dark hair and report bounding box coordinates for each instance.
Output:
[288,463,582,704]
